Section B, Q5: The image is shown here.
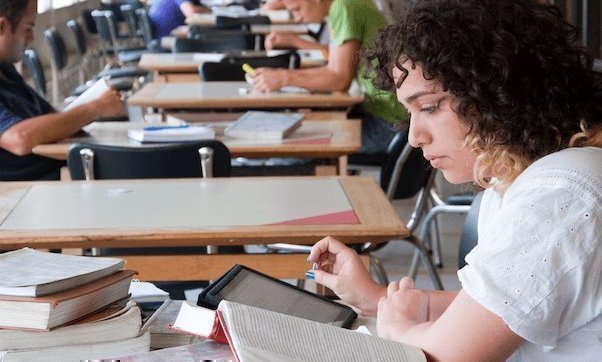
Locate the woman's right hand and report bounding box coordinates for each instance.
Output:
[307,236,386,316]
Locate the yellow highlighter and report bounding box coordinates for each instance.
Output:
[242,63,255,77]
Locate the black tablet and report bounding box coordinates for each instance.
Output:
[197,264,357,328]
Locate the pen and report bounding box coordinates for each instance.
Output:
[143,125,190,131]
[242,63,255,77]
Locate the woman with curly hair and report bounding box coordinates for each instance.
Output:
[305,0,601,360]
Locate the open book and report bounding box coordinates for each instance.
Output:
[62,77,110,112]
[217,301,426,362]
[224,111,303,140]
[0,248,124,297]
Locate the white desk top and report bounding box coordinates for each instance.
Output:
[0,178,352,230]
[0,177,407,250]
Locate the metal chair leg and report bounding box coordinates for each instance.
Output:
[370,255,389,285]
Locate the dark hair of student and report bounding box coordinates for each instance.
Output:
[0,0,31,30]
[365,0,602,187]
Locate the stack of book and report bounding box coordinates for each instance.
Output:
[0,248,149,361]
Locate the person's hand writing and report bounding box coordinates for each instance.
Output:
[376,277,429,340]
[90,88,126,119]
[251,68,288,92]
[306,236,386,316]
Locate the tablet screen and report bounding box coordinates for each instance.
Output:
[215,268,353,327]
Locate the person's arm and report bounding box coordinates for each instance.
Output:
[252,39,359,92]
[0,89,124,156]
[377,280,524,361]
[265,31,328,52]
[179,1,209,17]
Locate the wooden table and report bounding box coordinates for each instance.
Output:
[0,177,407,281]
[32,117,361,175]
[128,81,364,111]
[139,50,326,82]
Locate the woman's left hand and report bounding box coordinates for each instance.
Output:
[376,277,430,340]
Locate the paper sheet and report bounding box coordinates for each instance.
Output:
[63,78,110,112]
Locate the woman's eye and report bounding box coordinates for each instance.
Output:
[420,104,438,113]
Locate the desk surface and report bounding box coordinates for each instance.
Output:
[0,177,407,250]
[128,82,364,110]
[32,118,360,160]
[138,50,326,73]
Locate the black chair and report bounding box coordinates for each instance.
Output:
[67,141,234,299]
[67,141,231,180]
[200,52,300,81]
[215,15,270,31]
[457,192,482,269]
[134,8,163,52]
[92,10,147,65]
[172,34,257,53]
[22,48,47,97]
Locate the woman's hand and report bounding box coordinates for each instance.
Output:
[376,277,429,340]
[306,236,386,316]
[251,68,288,92]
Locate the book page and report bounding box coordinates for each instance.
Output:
[220,301,426,362]
[62,78,110,112]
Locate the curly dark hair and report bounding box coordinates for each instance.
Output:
[366,0,602,185]
[0,0,32,30]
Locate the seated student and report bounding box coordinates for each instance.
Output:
[306,0,601,360]
[148,0,209,39]
[250,0,406,155]
[0,0,124,181]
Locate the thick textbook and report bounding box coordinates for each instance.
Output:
[127,125,215,143]
[0,270,136,330]
[141,299,202,349]
[0,301,142,350]
[0,332,150,362]
[218,301,426,362]
[224,111,303,140]
[0,248,124,297]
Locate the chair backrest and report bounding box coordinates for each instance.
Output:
[380,131,431,200]
[458,191,483,269]
[67,141,231,180]
[173,35,256,53]
[135,8,154,45]
[43,28,68,72]
[22,48,46,96]
[81,9,98,34]
[200,53,300,81]
[67,19,87,56]
[187,24,245,39]
[215,15,270,31]
[120,4,139,38]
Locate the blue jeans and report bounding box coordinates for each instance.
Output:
[351,108,397,155]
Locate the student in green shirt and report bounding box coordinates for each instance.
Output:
[250,0,406,155]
